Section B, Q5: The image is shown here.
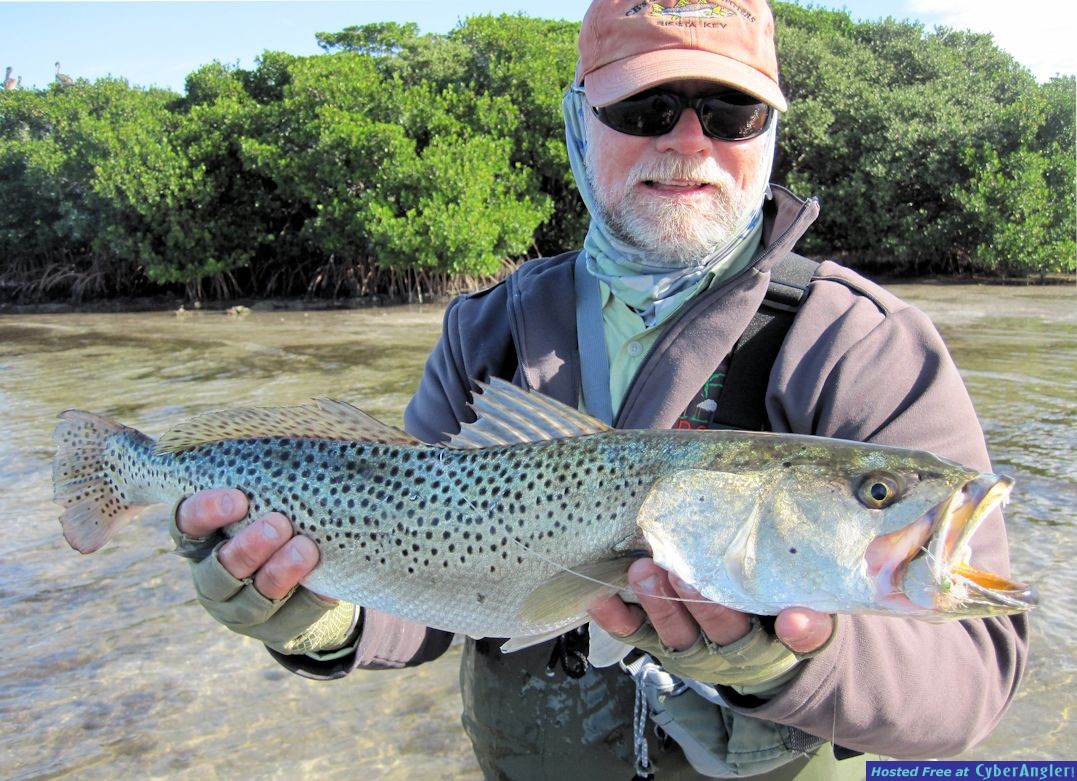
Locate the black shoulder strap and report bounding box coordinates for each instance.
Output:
[710,253,820,431]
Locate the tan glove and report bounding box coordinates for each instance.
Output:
[170,506,357,656]
[618,616,833,688]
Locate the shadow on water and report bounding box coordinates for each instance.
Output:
[1,287,1074,777]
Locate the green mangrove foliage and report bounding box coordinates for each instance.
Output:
[772,8,1075,277]
[0,8,1072,302]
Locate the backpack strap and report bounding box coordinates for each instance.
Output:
[710,253,820,431]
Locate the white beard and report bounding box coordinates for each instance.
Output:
[585,139,762,269]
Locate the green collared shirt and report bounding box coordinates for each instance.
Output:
[600,224,763,416]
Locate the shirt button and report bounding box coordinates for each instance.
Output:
[627,341,643,357]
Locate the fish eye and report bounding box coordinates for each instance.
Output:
[857,473,902,509]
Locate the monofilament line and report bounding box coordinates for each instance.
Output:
[426,444,713,605]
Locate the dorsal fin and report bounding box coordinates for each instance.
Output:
[156,399,422,454]
[447,378,611,449]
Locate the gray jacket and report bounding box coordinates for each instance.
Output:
[273,187,1028,777]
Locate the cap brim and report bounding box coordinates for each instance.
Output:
[584,49,787,112]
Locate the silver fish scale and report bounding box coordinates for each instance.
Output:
[111,429,693,637]
[290,434,667,637]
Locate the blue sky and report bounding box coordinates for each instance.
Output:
[2,1,1073,93]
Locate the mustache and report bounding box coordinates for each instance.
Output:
[627,155,735,188]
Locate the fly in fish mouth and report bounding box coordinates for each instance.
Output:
[867,474,1037,616]
[929,474,1037,613]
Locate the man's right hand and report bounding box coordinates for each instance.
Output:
[175,488,319,598]
[172,488,357,656]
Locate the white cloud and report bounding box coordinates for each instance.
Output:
[906,0,1075,81]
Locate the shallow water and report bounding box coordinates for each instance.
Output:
[883,283,1076,762]
[1,284,1073,778]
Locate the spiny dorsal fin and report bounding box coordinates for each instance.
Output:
[447,378,612,449]
[156,399,422,454]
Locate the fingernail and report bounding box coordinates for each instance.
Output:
[783,633,810,652]
[780,623,813,649]
[261,519,280,542]
[289,544,308,564]
[636,575,658,594]
[782,628,806,644]
[220,492,234,517]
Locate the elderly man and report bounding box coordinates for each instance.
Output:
[173,1,1028,778]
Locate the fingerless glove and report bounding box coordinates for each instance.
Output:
[617,616,831,688]
[170,506,357,656]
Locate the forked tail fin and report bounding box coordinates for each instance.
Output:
[52,410,155,554]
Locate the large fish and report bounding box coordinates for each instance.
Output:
[53,379,1035,648]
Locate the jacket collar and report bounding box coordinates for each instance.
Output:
[758,185,820,273]
[507,186,820,424]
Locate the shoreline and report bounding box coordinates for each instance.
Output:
[0,273,1071,316]
[0,292,455,316]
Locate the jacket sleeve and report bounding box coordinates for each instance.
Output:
[730,264,1029,757]
[403,281,518,444]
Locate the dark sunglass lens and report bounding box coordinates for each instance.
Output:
[594,90,771,140]
[598,92,681,136]
[699,96,771,140]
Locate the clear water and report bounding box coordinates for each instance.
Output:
[1,284,1073,778]
[885,283,1076,762]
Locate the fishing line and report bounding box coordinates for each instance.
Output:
[423,447,717,607]
[420,441,723,607]
[502,531,719,606]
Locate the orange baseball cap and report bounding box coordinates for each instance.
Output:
[577,0,787,112]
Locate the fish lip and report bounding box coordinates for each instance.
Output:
[927,474,1012,572]
[922,474,1036,612]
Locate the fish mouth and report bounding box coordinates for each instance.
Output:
[867,474,1037,616]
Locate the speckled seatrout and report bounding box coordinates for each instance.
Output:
[53,379,1035,647]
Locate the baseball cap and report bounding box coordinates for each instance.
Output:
[577,0,787,112]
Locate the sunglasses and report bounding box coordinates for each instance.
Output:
[582,87,774,142]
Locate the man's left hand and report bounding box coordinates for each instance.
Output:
[588,557,833,655]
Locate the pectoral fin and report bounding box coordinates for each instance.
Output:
[516,557,637,629]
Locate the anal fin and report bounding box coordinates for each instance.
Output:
[499,618,590,654]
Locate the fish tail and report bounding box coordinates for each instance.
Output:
[52,410,156,554]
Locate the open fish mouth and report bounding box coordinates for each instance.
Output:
[868,474,1037,616]
[930,474,1037,612]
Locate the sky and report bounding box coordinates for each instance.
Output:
[1,0,1074,94]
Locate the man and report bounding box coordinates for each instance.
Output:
[173,1,1028,778]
